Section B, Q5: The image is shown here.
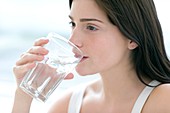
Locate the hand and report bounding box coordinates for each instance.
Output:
[13,38,74,87]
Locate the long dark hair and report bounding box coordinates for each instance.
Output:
[69,0,170,85]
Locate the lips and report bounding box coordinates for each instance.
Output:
[80,56,89,62]
[72,48,83,59]
[74,53,82,59]
[72,48,89,62]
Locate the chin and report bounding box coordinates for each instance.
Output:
[75,67,97,76]
[75,69,87,76]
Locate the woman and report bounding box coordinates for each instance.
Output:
[12,0,170,113]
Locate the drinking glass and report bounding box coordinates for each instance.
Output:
[19,32,83,102]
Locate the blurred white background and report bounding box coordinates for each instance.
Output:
[0,0,169,113]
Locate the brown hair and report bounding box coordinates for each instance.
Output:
[69,0,170,84]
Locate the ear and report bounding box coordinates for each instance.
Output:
[128,40,138,50]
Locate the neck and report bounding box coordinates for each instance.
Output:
[98,66,147,103]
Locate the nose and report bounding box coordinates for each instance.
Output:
[69,31,83,48]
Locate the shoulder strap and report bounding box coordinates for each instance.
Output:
[67,85,86,113]
[131,80,160,113]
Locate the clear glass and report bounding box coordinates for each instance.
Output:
[19,32,83,102]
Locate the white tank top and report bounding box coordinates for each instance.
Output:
[68,80,160,113]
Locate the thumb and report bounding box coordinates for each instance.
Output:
[65,73,74,79]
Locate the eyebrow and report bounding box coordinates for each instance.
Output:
[69,15,103,23]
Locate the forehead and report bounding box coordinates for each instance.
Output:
[70,0,107,20]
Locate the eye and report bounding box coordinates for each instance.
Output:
[69,21,76,29]
[86,25,98,31]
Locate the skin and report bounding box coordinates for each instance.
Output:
[12,0,170,113]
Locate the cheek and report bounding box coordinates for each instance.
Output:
[90,44,116,70]
[93,40,129,71]
[75,34,129,75]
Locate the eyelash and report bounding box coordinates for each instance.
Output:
[69,21,75,28]
[69,21,99,31]
[86,25,98,31]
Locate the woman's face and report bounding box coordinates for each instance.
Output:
[69,0,133,76]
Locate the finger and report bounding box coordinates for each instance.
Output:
[16,53,44,66]
[13,62,36,80]
[27,46,49,55]
[65,73,74,79]
[34,38,49,46]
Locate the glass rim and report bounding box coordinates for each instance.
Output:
[47,32,83,58]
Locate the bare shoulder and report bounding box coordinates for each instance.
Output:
[47,79,100,113]
[47,88,74,113]
[143,83,170,113]
[47,81,95,113]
